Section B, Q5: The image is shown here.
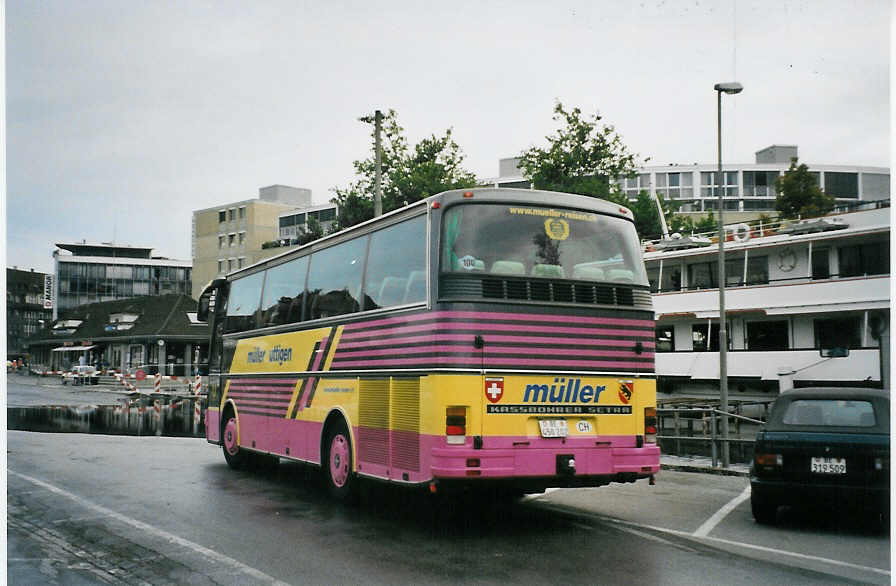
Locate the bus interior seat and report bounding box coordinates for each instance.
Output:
[491,260,525,275]
[572,265,605,281]
[608,269,634,283]
[532,264,565,278]
[378,277,408,307]
[403,270,426,304]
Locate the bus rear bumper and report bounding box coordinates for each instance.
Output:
[430,443,660,480]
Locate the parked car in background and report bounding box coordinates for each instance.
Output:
[750,387,889,524]
[61,365,99,386]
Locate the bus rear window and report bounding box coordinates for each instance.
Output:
[441,203,647,285]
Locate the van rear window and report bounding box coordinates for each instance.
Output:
[781,399,876,427]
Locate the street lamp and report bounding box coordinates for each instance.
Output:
[714,81,742,468]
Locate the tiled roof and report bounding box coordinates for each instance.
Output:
[27,294,209,347]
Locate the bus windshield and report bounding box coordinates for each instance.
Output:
[441,203,648,285]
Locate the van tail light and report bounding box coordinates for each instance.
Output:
[644,407,657,444]
[446,406,466,445]
[754,453,783,468]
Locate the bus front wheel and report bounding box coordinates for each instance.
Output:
[324,420,358,502]
[222,414,248,470]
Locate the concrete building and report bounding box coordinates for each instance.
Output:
[191,185,337,298]
[488,146,890,224]
[7,267,54,362]
[53,242,192,320]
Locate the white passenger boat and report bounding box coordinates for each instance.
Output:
[642,201,890,401]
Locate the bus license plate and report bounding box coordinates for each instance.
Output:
[538,419,568,438]
[810,457,846,474]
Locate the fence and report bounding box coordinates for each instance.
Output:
[657,400,771,466]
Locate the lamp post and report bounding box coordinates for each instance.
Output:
[714,81,743,468]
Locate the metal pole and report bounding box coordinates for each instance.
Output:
[374,109,383,217]
[717,89,730,468]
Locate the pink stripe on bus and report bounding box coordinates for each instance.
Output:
[342,310,653,331]
[335,345,652,360]
[331,356,649,369]
[337,333,656,350]
[340,321,653,340]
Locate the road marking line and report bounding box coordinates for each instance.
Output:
[9,470,291,586]
[531,502,889,578]
[604,516,890,577]
[693,485,751,537]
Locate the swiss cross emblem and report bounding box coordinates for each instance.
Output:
[485,377,504,403]
[618,380,634,404]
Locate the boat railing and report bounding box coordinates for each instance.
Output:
[641,198,890,251]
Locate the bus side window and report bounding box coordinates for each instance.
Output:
[223,271,264,333]
[260,256,309,327]
[364,215,426,309]
[305,237,367,321]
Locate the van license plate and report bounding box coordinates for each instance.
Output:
[810,457,846,474]
[538,419,568,438]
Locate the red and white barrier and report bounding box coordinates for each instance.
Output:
[153,373,161,393]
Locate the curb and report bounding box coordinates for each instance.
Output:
[661,463,749,477]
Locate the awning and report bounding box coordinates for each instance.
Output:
[51,345,97,352]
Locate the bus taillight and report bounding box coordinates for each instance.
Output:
[446,406,466,445]
[644,407,657,444]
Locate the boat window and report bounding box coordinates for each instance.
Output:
[781,399,875,427]
[814,316,862,350]
[811,248,830,280]
[838,242,889,278]
[661,263,682,292]
[656,326,675,352]
[646,266,660,293]
[692,322,720,352]
[746,320,789,351]
[746,256,769,285]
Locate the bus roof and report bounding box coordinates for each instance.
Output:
[227,187,634,280]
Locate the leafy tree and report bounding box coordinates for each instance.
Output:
[331,110,478,229]
[774,159,834,219]
[626,190,692,240]
[295,216,324,246]
[517,102,643,205]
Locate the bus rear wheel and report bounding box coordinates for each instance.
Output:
[324,420,357,502]
[222,414,248,470]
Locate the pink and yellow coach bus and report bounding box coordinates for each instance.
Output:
[197,188,660,500]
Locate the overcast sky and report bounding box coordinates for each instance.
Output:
[5,0,890,275]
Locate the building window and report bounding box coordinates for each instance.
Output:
[656,326,674,352]
[238,258,245,269]
[838,242,889,277]
[746,320,789,350]
[228,208,235,221]
[218,211,226,223]
[238,232,245,246]
[700,171,738,197]
[743,171,779,197]
[229,234,235,247]
[824,172,858,199]
[218,236,225,249]
[238,206,246,219]
[218,261,225,273]
[814,316,862,350]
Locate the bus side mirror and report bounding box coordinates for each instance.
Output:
[820,347,849,358]
[197,278,228,323]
